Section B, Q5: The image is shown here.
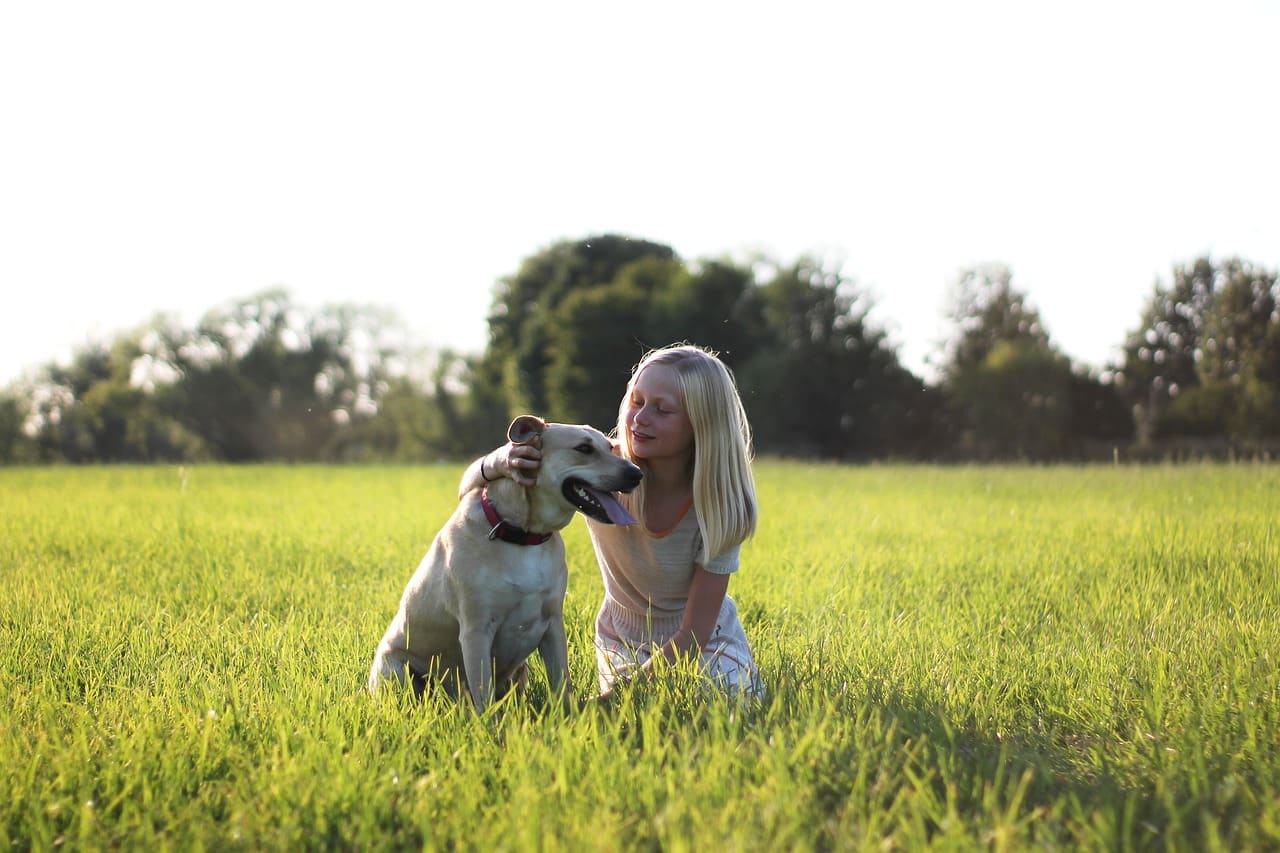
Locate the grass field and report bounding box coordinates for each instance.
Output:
[2,463,1278,850]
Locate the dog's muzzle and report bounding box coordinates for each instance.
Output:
[562,475,640,526]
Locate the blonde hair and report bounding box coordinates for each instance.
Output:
[615,344,757,560]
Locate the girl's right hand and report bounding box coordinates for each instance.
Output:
[485,441,542,487]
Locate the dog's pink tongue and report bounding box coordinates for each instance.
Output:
[591,488,638,525]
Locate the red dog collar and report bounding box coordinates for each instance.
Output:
[480,488,553,546]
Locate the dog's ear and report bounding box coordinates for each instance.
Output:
[508,415,547,445]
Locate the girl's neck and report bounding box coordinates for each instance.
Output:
[642,454,693,497]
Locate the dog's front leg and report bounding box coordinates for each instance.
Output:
[538,620,573,712]
[459,623,497,711]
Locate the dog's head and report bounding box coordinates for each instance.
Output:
[508,415,642,525]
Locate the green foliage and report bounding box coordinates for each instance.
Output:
[950,340,1074,460]
[1065,370,1134,448]
[0,392,28,463]
[1120,256,1280,443]
[485,236,677,419]
[940,264,1051,381]
[545,279,653,430]
[347,355,511,462]
[500,238,919,460]
[544,257,769,431]
[7,292,430,464]
[1199,262,1277,384]
[3,244,1277,463]
[738,259,925,459]
[2,464,1278,849]
[155,291,384,461]
[648,260,767,359]
[1158,381,1238,439]
[936,266,1129,460]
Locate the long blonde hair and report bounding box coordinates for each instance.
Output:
[615,344,757,560]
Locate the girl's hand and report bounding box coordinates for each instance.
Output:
[583,669,645,710]
[485,441,542,487]
[584,681,627,711]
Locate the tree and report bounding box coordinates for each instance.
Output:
[544,278,655,430]
[10,285,514,464]
[1199,259,1277,384]
[938,265,1078,459]
[1119,256,1280,443]
[738,259,916,459]
[138,291,405,461]
[950,340,1075,459]
[348,351,503,462]
[1066,370,1133,452]
[939,264,1050,381]
[482,235,677,418]
[21,339,169,462]
[645,260,767,361]
[488,248,924,460]
[542,256,769,431]
[0,392,29,463]
[1119,256,1217,443]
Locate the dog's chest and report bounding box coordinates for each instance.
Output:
[449,540,565,608]
[475,553,566,660]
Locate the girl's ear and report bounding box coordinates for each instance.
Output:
[508,415,547,446]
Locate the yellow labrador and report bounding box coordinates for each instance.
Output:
[367,415,641,711]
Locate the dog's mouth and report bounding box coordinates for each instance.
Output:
[562,479,638,525]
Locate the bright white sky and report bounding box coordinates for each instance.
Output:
[2,1,1277,387]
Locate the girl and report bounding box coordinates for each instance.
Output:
[460,344,763,700]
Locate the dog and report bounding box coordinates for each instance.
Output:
[367,415,642,711]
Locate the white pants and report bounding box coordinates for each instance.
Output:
[594,594,764,700]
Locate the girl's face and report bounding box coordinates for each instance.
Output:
[625,364,694,463]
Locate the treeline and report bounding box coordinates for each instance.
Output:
[2,236,1278,464]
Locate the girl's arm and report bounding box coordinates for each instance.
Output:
[591,568,732,701]
[457,442,542,499]
[653,565,729,664]
[591,567,728,703]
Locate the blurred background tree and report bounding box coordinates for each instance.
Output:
[940,264,1052,379]
[483,236,676,419]
[0,239,1274,464]
[1119,256,1280,446]
[735,258,929,459]
[937,264,1133,460]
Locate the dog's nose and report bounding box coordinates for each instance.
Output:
[623,464,643,490]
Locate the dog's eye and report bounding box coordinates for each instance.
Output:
[574,443,594,455]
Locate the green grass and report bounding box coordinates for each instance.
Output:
[2,463,1278,850]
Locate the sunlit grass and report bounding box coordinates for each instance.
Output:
[2,463,1278,849]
